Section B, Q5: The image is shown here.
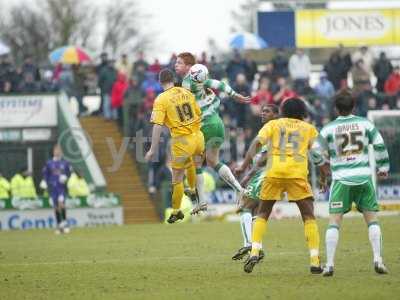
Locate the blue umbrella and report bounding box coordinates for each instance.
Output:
[230,32,268,50]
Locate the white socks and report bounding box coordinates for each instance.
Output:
[325,225,339,267]
[240,211,252,247]
[196,172,206,205]
[217,163,243,192]
[325,222,384,267]
[368,223,383,263]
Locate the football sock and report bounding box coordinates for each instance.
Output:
[186,163,197,193]
[61,208,66,221]
[55,210,61,225]
[325,225,339,267]
[214,163,243,192]
[196,168,206,205]
[250,217,267,256]
[171,182,184,214]
[240,210,252,247]
[368,222,383,263]
[304,219,320,263]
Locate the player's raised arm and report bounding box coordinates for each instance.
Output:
[204,79,250,103]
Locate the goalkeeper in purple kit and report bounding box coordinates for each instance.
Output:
[43,144,72,234]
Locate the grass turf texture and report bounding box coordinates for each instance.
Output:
[0,216,399,300]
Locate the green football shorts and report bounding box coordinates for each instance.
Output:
[201,113,225,149]
[329,178,379,214]
[244,169,265,201]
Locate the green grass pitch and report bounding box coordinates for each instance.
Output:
[0,216,399,300]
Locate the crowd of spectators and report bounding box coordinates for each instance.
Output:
[0,55,48,94]
[2,46,400,194]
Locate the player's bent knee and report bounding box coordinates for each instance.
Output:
[299,208,315,221]
[329,213,343,224]
[363,211,378,224]
[256,200,275,219]
[302,214,316,222]
[256,212,269,220]
[245,200,258,210]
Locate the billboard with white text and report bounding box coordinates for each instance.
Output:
[0,94,57,128]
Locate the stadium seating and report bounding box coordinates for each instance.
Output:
[80,116,159,223]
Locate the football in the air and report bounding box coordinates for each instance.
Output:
[189,64,209,83]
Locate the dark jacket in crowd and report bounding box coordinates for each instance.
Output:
[18,76,40,93]
[133,59,149,85]
[231,81,251,128]
[98,64,117,95]
[72,65,86,96]
[374,54,393,93]
[244,59,258,83]
[271,52,289,78]
[324,52,348,90]
[0,61,21,92]
[208,57,225,80]
[21,62,40,82]
[226,56,246,84]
